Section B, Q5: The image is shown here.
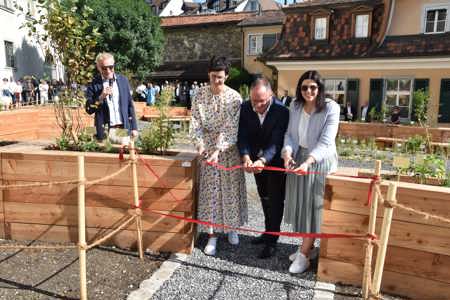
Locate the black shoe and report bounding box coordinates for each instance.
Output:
[258,244,277,259]
[251,235,267,245]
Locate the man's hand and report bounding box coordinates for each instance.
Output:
[100,86,113,101]
[242,155,253,173]
[283,155,294,170]
[252,159,265,174]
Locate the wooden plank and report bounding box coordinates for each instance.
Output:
[3,182,193,211]
[4,202,190,233]
[7,223,194,253]
[324,238,450,284]
[0,152,4,239]
[318,258,450,300]
[2,159,193,189]
[323,210,450,256]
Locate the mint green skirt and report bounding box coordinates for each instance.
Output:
[283,147,337,233]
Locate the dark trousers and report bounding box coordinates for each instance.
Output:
[254,170,286,244]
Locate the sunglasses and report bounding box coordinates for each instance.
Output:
[101,65,114,71]
[301,85,318,92]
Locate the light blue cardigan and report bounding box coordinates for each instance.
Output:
[282,98,340,164]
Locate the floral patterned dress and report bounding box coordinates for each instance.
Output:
[190,85,248,233]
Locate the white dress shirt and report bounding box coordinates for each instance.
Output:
[103,77,122,126]
[298,108,311,148]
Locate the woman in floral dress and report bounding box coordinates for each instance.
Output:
[190,56,248,256]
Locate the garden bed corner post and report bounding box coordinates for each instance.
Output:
[362,160,381,299]
[77,155,88,300]
[371,182,398,299]
[130,138,144,260]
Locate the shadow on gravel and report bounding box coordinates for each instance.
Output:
[195,233,319,275]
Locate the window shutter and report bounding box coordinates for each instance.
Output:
[438,79,450,123]
[369,79,383,113]
[412,78,430,121]
[346,78,359,111]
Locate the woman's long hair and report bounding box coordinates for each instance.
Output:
[295,70,326,112]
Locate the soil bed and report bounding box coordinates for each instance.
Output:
[0,240,169,300]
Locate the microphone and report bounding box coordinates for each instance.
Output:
[108,78,114,101]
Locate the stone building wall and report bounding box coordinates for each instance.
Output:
[163,24,242,62]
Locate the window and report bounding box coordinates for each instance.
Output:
[314,17,328,40]
[4,41,15,68]
[325,79,346,107]
[248,34,278,55]
[213,0,220,11]
[249,0,259,11]
[355,14,369,38]
[425,8,447,33]
[384,79,412,119]
[1,0,13,9]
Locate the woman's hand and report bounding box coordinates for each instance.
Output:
[283,155,294,170]
[197,145,206,157]
[206,150,220,164]
[242,155,253,173]
[293,162,309,174]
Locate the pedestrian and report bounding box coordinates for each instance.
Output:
[280,90,292,107]
[190,56,248,256]
[39,79,49,105]
[145,82,156,106]
[282,70,339,274]
[237,77,289,259]
[135,82,147,102]
[390,106,401,124]
[85,52,138,144]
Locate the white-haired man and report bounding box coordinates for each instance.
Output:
[85,52,138,143]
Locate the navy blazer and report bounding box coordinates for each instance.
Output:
[85,74,138,140]
[238,99,289,168]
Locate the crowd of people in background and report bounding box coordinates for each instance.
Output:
[134,80,210,109]
[0,76,65,110]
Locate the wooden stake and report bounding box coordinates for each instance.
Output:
[129,138,144,260]
[371,182,397,298]
[362,160,381,299]
[78,155,88,300]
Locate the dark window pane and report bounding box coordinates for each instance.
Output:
[399,107,409,118]
[437,20,446,32]
[262,34,277,52]
[427,10,435,21]
[426,21,435,32]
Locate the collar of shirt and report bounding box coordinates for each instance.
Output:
[252,98,272,124]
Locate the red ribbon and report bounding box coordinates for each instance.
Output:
[132,153,379,241]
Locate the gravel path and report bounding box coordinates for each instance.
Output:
[151,174,317,300]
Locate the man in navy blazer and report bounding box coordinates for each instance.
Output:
[86,52,138,141]
[238,77,289,259]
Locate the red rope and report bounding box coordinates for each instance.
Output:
[133,153,379,241]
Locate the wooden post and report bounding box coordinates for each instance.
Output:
[78,155,88,300]
[362,160,381,299]
[129,138,144,260]
[371,182,397,298]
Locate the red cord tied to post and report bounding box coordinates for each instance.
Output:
[118,146,125,161]
[366,175,381,206]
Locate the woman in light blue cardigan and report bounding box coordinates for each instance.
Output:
[281,70,340,274]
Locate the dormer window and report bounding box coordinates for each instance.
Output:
[425,8,447,34]
[355,14,370,38]
[314,17,328,40]
[249,0,259,11]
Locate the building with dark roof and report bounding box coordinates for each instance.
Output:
[261,0,450,125]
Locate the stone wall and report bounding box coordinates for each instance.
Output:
[163,24,242,62]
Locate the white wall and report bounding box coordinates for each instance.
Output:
[0,0,63,81]
[159,0,184,16]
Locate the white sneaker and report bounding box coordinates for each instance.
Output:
[289,247,320,261]
[228,231,239,245]
[204,237,218,256]
[289,252,310,274]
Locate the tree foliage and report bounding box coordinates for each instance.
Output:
[68,0,164,80]
[23,0,100,145]
[226,67,252,91]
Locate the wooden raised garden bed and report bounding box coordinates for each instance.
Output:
[319,175,450,299]
[339,122,450,143]
[0,147,198,253]
[142,106,190,121]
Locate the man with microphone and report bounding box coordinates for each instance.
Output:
[86,52,138,143]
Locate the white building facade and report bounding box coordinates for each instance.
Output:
[0,0,63,81]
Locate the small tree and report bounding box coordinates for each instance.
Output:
[239,84,249,101]
[413,89,430,127]
[413,88,432,152]
[138,87,174,155]
[226,67,252,91]
[23,0,100,146]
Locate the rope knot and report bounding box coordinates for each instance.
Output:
[78,242,88,250]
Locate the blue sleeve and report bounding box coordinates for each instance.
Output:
[237,103,251,157]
